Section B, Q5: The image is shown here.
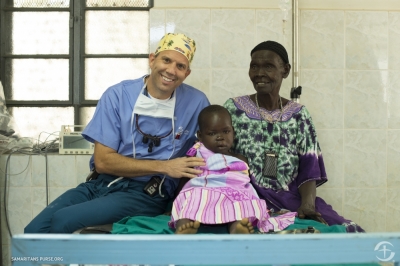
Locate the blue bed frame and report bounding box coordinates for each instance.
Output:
[11,232,400,265]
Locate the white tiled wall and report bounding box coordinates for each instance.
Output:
[300,9,400,233]
[148,1,400,234]
[2,0,400,265]
[0,154,91,266]
[154,8,293,103]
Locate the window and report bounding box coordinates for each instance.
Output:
[0,0,152,140]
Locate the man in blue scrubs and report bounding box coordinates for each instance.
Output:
[25,33,210,233]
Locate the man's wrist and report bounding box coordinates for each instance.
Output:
[153,160,167,176]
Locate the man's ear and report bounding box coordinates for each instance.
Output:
[149,53,156,69]
[184,68,191,79]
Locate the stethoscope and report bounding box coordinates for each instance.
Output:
[135,114,173,153]
[109,78,177,194]
[129,78,177,197]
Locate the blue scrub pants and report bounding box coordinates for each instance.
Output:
[24,174,171,233]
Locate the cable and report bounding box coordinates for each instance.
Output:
[37,133,59,206]
[44,148,49,206]
[4,149,24,238]
[38,131,59,143]
[34,137,57,206]
[0,132,58,176]
[2,133,56,237]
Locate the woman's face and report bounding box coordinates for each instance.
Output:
[248,50,290,96]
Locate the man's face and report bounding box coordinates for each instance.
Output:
[197,111,234,155]
[147,50,191,99]
[248,50,290,96]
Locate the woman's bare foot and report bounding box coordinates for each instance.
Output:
[175,219,201,234]
[229,218,254,234]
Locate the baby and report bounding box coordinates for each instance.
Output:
[168,105,296,234]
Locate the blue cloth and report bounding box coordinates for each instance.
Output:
[25,76,210,233]
[24,174,171,233]
[111,215,346,234]
[82,76,210,197]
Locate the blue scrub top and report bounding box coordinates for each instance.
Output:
[82,76,210,197]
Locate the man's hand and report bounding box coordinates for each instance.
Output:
[297,203,327,225]
[94,142,205,178]
[163,157,205,179]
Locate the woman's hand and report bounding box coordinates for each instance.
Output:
[298,180,328,225]
[297,203,327,225]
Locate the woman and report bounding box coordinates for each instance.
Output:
[223,40,364,233]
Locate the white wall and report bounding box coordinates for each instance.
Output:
[0,154,91,266]
[149,0,400,233]
[1,0,400,265]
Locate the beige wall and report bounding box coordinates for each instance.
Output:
[0,154,91,266]
[150,0,400,233]
[155,0,400,10]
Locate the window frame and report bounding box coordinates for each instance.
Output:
[0,0,153,125]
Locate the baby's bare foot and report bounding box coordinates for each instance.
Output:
[176,219,200,234]
[229,218,254,234]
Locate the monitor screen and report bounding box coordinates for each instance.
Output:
[62,136,92,149]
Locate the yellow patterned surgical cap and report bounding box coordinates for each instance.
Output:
[154,33,196,65]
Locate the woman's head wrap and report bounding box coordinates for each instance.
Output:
[154,33,196,65]
[250,40,289,64]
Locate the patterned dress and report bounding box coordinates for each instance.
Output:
[168,142,297,233]
[224,96,365,233]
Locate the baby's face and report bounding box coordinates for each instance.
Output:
[198,112,234,155]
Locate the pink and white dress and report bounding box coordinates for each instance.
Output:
[168,142,296,233]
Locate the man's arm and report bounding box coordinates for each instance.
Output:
[93,142,205,179]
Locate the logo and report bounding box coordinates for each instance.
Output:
[375,241,395,262]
